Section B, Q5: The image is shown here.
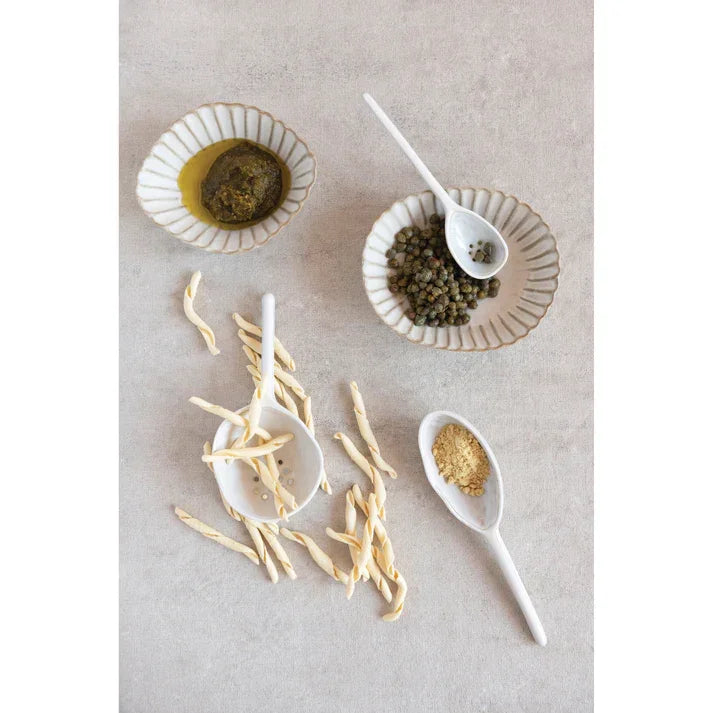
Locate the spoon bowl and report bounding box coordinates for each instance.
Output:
[445,209,508,280]
[419,409,547,646]
[211,293,323,523]
[418,410,503,531]
[363,92,508,279]
[212,402,322,523]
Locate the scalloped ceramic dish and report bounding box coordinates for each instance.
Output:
[363,188,559,351]
[136,103,316,254]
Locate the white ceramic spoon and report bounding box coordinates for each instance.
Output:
[418,410,547,646]
[211,294,323,523]
[363,92,508,280]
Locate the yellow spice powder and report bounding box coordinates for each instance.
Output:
[432,423,490,496]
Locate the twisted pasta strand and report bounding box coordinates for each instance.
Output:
[235,384,263,446]
[351,484,393,570]
[353,493,377,585]
[344,490,366,581]
[188,397,271,441]
[373,546,408,622]
[242,345,307,400]
[304,396,332,494]
[334,433,386,519]
[203,433,293,462]
[183,272,219,355]
[256,522,297,580]
[280,528,350,585]
[232,312,296,371]
[247,364,300,417]
[174,507,258,565]
[217,492,279,583]
[241,457,297,518]
[325,527,394,604]
[349,381,397,478]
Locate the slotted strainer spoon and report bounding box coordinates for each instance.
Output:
[211,294,323,523]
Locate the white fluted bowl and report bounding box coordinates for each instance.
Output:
[363,188,559,351]
[136,103,316,254]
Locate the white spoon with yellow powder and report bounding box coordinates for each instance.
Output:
[418,410,547,646]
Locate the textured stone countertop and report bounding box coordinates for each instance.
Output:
[120,1,592,710]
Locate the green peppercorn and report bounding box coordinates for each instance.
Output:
[387,215,504,327]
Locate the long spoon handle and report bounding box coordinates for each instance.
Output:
[260,293,276,401]
[363,92,453,208]
[485,528,547,646]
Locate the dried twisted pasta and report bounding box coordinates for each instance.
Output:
[351,482,406,621]
[203,433,293,462]
[189,397,271,441]
[256,522,297,580]
[242,346,307,400]
[238,323,331,496]
[372,546,408,622]
[353,493,377,586]
[242,516,279,583]
[342,490,359,598]
[203,441,215,474]
[326,529,361,549]
[280,528,350,585]
[174,507,258,565]
[350,381,397,479]
[262,444,290,521]
[242,457,296,518]
[183,272,219,355]
[217,492,279,582]
[234,384,263,447]
[247,364,300,417]
[334,432,386,519]
[263,521,280,536]
[365,558,393,602]
[325,528,394,604]
[351,485,387,545]
[232,312,296,371]
[304,396,332,494]
[344,491,365,580]
[326,526,358,599]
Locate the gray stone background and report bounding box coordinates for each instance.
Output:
[120,1,592,711]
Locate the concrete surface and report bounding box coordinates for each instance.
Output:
[120,1,592,710]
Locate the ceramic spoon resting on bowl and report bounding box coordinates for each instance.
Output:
[363,92,508,280]
[211,293,323,523]
[418,410,547,645]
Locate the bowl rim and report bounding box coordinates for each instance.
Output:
[362,186,561,352]
[136,101,317,255]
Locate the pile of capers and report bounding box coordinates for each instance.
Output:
[386,213,501,328]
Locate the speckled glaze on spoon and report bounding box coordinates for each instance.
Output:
[418,410,547,646]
